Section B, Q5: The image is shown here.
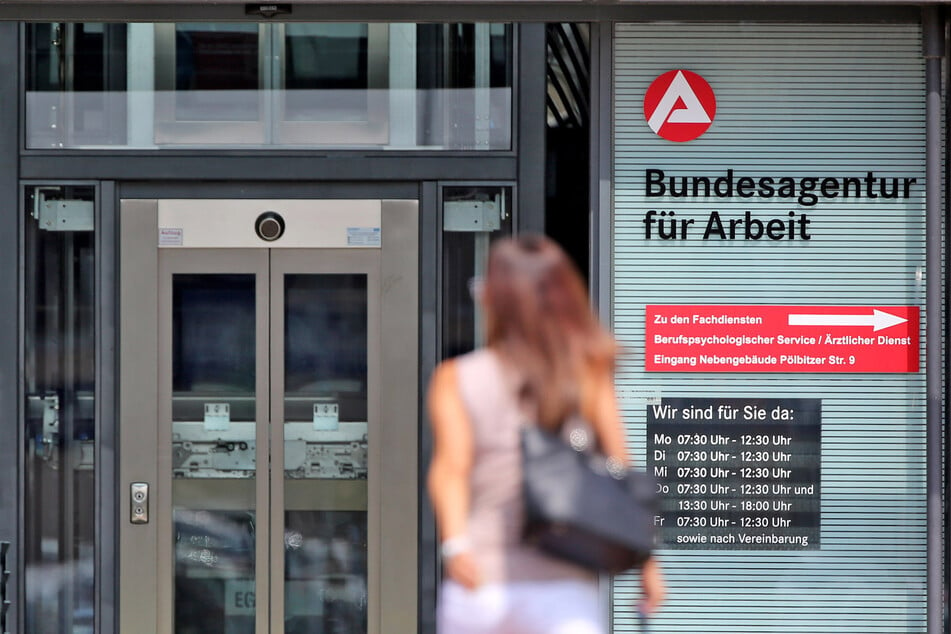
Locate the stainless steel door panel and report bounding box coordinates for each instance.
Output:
[119,199,418,634]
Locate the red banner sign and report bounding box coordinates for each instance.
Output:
[645,305,920,372]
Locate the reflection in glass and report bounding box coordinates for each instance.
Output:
[284,274,367,424]
[442,186,514,358]
[23,186,97,634]
[25,23,128,147]
[284,511,367,634]
[284,24,369,122]
[25,22,514,149]
[172,275,256,479]
[283,274,369,631]
[175,509,256,634]
[284,273,368,481]
[173,24,260,121]
[416,23,513,149]
[173,274,255,420]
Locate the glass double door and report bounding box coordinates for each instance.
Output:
[167,249,374,634]
[119,199,419,634]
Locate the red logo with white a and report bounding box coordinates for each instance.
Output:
[644,70,716,142]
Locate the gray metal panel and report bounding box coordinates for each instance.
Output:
[417,181,439,634]
[591,22,613,324]
[22,155,519,182]
[0,21,18,634]
[921,7,943,634]
[945,11,951,624]
[97,181,118,634]
[119,181,418,200]
[379,200,419,633]
[117,199,160,634]
[517,23,546,235]
[592,25,616,626]
[0,3,924,22]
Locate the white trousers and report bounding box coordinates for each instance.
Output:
[437,579,604,634]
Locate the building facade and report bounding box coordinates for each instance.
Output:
[0,3,946,634]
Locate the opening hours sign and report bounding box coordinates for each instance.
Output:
[646,305,920,373]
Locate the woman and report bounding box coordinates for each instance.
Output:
[427,235,665,634]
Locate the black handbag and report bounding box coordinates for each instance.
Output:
[521,423,658,574]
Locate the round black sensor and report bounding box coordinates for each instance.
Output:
[255,211,285,242]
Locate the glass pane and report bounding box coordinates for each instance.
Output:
[284,24,370,122]
[25,23,128,148]
[172,274,255,480]
[284,274,367,428]
[171,274,258,631]
[174,509,256,634]
[172,274,255,425]
[415,23,513,150]
[283,274,368,631]
[441,186,514,358]
[23,186,97,634]
[173,24,260,121]
[284,511,368,634]
[25,22,514,149]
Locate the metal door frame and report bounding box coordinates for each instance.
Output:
[118,198,418,634]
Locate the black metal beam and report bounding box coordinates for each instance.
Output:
[517,23,546,235]
[21,155,518,183]
[0,3,922,22]
[0,21,19,634]
[117,181,420,199]
[417,180,439,634]
[96,181,117,634]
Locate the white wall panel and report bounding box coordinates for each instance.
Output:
[613,22,926,633]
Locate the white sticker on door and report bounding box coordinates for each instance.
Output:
[347,227,381,247]
[159,227,184,246]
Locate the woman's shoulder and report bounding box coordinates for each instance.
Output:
[446,347,497,368]
[441,348,504,384]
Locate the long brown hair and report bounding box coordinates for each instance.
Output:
[483,235,616,429]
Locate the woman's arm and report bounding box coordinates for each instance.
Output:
[426,360,482,588]
[581,366,630,464]
[582,366,666,614]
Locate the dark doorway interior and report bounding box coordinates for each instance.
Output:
[545,23,590,282]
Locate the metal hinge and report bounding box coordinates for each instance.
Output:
[31,187,94,232]
[29,393,60,464]
[443,194,506,232]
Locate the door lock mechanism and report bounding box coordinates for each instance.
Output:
[130,483,149,525]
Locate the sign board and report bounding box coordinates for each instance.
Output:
[646,305,919,372]
[647,397,821,550]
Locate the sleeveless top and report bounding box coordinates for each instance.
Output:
[455,348,596,584]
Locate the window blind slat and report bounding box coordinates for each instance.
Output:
[612,22,927,634]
